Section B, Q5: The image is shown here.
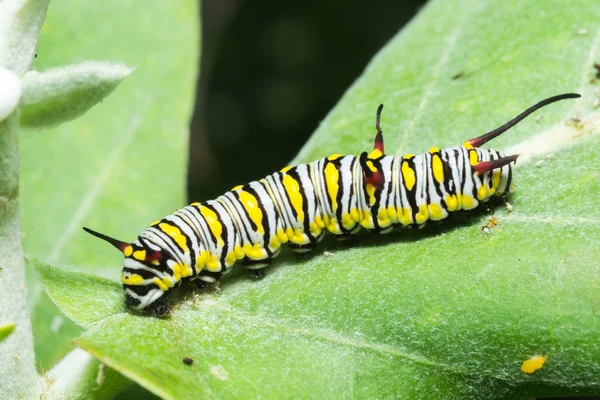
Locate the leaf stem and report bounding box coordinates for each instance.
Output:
[0,113,42,397]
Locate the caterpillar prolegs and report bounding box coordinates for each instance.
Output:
[84,93,579,316]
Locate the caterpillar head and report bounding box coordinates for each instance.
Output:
[83,227,173,316]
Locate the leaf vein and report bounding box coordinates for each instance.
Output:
[213,302,519,383]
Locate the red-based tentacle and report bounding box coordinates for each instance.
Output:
[373,104,385,153]
[473,154,519,175]
[83,227,130,253]
[467,93,580,147]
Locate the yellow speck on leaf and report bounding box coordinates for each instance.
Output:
[521,355,546,374]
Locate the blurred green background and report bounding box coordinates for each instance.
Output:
[189,0,423,199]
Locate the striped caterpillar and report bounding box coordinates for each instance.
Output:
[84,93,579,316]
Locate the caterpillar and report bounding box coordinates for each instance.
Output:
[84,93,579,317]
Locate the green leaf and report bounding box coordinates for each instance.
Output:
[32,258,124,328]
[0,322,16,342]
[19,0,199,374]
[37,0,600,398]
[20,62,133,128]
[0,0,50,74]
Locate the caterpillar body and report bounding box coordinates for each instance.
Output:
[84,93,579,316]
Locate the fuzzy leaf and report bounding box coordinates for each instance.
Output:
[20,62,133,128]
[37,0,600,399]
[33,258,125,328]
[0,0,49,74]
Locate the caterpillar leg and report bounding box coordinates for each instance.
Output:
[294,251,313,261]
[197,270,222,284]
[406,223,426,230]
[334,232,359,244]
[248,269,265,279]
[192,278,209,291]
[145,295,170,318]
[243,258,270,280]
[288,241,316,260]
